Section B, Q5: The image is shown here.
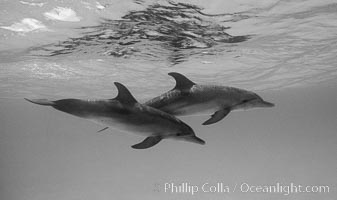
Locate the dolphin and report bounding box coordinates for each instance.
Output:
[145,72,274,125]
[25,82,205,149]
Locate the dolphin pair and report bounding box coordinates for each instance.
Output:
[26,72,274,149]
[145,72,274,125]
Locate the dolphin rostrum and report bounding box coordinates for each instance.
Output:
[145,72,274,125]
[25,82,205,149]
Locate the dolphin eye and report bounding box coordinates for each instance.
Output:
[176,133,188,136]
[242,99,250,103]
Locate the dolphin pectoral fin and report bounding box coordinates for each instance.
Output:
[168,72,195,91]
[131,136,162,149]
[202,108,231,125]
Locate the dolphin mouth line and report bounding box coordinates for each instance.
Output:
[237,100,275,108]
[178,135,205,145]
[261,101,275,107]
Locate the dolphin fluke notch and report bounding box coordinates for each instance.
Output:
[168,72,195,90]
[24,98,55,106]
[132,136,162,149]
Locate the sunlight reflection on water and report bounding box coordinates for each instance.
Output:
[0,0,336,99]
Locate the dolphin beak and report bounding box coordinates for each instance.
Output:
[185,135,205,145]
[25,98,55,106]
[260,100,274,107]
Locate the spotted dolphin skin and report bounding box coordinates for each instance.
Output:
[25,82,205,149]
[145,72,274,125]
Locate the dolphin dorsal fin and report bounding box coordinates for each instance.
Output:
[114,82,138,105]
[168,72,195,91]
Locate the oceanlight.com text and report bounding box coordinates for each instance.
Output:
[240,182,330,196]
[161,182,330,196]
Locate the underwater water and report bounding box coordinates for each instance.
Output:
[0,0,336,199]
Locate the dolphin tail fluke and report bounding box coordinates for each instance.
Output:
[132,136,162,149]
[24,98,55,106]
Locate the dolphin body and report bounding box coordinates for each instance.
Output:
[145,72,274,125]
[25,82,205,149]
